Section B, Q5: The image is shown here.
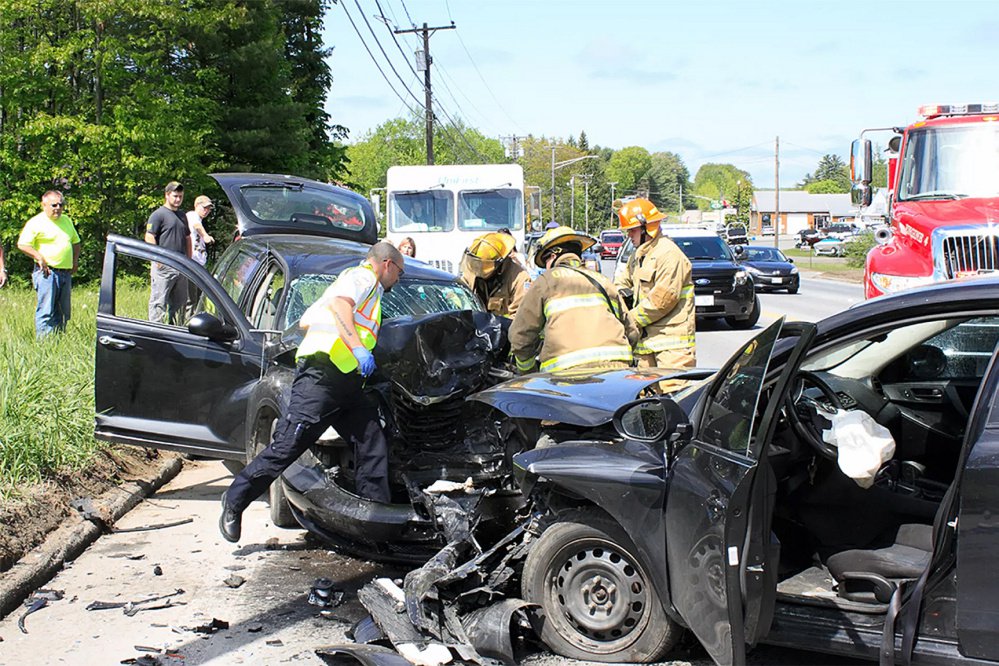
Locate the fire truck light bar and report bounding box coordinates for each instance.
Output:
[919,103,999,118]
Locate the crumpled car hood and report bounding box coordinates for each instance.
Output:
[375,310,510,402]
[470,367,712,427]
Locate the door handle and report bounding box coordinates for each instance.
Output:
[910,387,943,400]
[99,335,136,350]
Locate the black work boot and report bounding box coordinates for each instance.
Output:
[219,492,242,543]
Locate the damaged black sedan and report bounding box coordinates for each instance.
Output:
[341,278,999,665]
[94,173,524,561]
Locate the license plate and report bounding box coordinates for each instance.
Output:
[771,277,783,284]
[694,295,714,306]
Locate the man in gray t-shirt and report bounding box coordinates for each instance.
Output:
[144,181,192,325]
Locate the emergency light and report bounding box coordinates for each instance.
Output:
[918,103,999,118]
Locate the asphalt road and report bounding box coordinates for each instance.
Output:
[0,273,867,666]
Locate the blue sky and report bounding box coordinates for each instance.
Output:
[323,0,999,187]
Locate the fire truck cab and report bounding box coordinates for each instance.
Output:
[852,103,999,299]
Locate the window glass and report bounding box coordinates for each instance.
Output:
[902,317,999,380]
[249,264,286,330]
[898,124,999,200]
[113,252,220,329]
[389,191,454,232]
[458,188,524,231]
[218,250,261,307]
[670,235,733,261]
[239,184,369,234]
[281,275,482,329]
[744,247,786,262]
[699,320,782,454]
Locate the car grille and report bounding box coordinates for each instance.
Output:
[391,387,464,450]
[941,234,999,278]
[426,259,454,273]
[694,273,735,294]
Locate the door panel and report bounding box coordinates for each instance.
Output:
[94,235,260,459]
[956,344,999,660]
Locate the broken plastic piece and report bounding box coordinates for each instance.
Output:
[315,644,413,665]
[308,577,344,608]
[112,518,194,534]
[460,599,536,665]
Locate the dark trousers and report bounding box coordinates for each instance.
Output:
[226,355,390,513]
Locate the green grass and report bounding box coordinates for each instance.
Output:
[783,248,862,274]
[0,286,128,497]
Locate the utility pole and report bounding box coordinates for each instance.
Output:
[582,174,592,235]
[609,181,618,212]
[501,135,527,160]
[395,21,455,165]
[570,176,576,228]
[774,135,781,249]
[549,144,556,223]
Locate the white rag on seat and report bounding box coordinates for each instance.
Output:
[822,409,896,488]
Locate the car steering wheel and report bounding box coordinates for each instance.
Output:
[785,370,843,460]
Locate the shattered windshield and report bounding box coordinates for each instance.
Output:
[389,191,455,232]
[898,123,999,200]
[282,275,482,329]
[458,188,524,231]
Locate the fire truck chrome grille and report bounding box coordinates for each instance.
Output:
[942,235,999,279]
[428,259,454,273]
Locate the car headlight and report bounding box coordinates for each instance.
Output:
[790,267,799,274]
[870,273,936,293]
[734,269,750,286]
[745,265,763,276]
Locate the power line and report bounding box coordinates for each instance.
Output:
[339,1,424,114]
[699,141,772,160]
[432,94,488,161]
[452,24,522,131]
[353,0,423,106]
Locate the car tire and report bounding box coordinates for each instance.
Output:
[521,509,681,663]
[726,295,761,329]
[787,282,799,294]
[255,416,298,528]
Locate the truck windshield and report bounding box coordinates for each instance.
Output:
[389,191,455,232]
[898,123,999,200]
[457,188,524,231]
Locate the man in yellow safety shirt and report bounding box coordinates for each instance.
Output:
[459,231,530,317]
[219,242,406,543]
[510,226,637,374]
[615,198,696,370]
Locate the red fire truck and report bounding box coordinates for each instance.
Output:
[851,103,999,299]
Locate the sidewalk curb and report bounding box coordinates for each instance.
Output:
[0,454,184,619]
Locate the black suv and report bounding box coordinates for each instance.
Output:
[660,226,760,329]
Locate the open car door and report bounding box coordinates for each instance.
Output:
[94,235,261,461]
[664,318,815,665]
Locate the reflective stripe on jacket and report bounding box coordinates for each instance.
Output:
[616,234,696,368]
[296,264,383,373]
[510,255,637,374]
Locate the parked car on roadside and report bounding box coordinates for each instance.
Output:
[598,230,624,259]
[392,276,999,665]
[813,237,847,256]
[794,227,826,249]
[721,223,749,245]
[738,245,800,293]
[94,173,521,563]
[823,222,861,240]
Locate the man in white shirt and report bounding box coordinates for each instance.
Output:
[185,195,215,316]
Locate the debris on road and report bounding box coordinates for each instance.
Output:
[308,577,344,608]
[223,574,245,589]
[86,588,186,616]
[152,565,163,576]
[186,617,229,634]
[111,518,194,534]
[18,589,64,634]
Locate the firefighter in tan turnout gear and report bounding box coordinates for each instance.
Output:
[615,198,696,370]
[459,231,530,318]
[510,226,638,374]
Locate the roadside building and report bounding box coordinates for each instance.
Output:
[750,191,855,236]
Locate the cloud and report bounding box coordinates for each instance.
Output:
[574,38,678,83]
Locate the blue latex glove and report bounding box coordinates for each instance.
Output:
[352,347,376,378]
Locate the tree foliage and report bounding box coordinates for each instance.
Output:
[800,154,850,192]
[0,0,343,282]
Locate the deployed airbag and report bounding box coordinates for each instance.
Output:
[823,410,896,488]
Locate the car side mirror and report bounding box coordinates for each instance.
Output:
[592,242,603,253]
[613,398,672,442]
[188,313,238,342]
[788,257,794,263]
[733,245,744,256]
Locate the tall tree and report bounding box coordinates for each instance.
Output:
[647,151,692,213]
[800,154,850,192]
[693,163,752,210]
[606,146,652,199]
